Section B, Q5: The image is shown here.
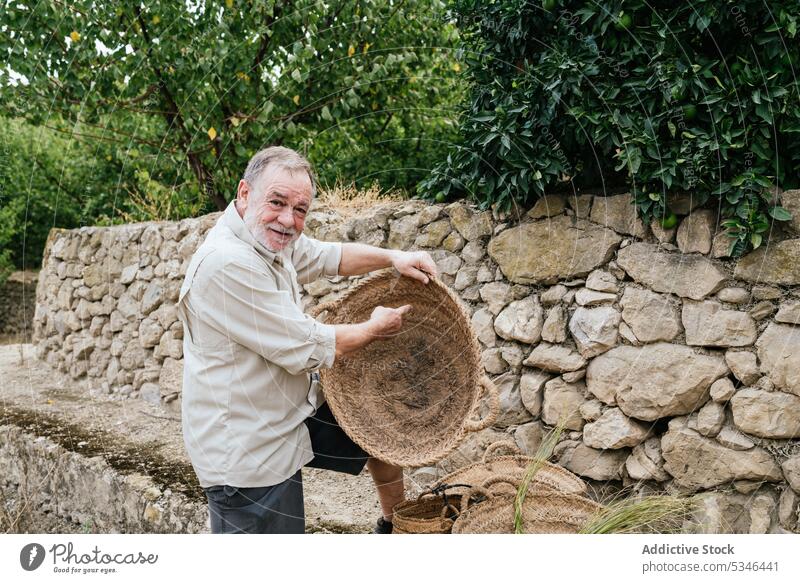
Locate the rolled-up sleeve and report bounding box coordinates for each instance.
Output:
[291,234,342,284]
[199,259,336,375]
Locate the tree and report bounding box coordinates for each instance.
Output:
[0,117,123,274]
[419,0,798,255]
[2,0,464,214]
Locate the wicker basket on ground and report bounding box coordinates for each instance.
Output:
[392,444,586,534]
[309,269,499,467]
[451,475,605,534]
[392,484,466,534]
[434,441,587,497]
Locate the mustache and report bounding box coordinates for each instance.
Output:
[267,225,297,236]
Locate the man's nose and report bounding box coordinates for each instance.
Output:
[277,207,295,228]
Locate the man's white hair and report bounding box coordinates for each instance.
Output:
[242,146,317,198]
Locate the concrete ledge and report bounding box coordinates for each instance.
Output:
[0,344,381,533]
[0,422,207,533]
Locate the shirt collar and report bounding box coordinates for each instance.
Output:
[221,200,291,265]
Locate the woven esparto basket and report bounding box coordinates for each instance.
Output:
[451,475,604,534]
[309,269,499,467]
[392,484,466,534]
[435,441,587,496]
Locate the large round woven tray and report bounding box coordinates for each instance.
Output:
[309,269,499,467]
[435,441,587,496]
[451,476,604,534]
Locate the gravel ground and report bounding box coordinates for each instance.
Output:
[0,344,386,533]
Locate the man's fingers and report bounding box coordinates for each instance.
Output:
[420,265,437,281]
[393,252,437,284]
[399,265,429,285]
[395,304,413,316]
[422,257,438,277]
[415,260,435,283]
[414,269,430,284]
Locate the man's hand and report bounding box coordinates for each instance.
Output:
[391,251,438,284]
[368,305,413,338]
[333,304,412,358]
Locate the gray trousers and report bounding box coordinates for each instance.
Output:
[203,402,370,534]
[205,470,305,534]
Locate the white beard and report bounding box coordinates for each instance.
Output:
[243,211,297,253]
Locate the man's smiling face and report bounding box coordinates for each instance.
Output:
[237,166,313,252]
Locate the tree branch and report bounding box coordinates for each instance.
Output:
[133,7,227,211]
[377,112,394,137]
[43,124,137,146]
[252,2,288,71]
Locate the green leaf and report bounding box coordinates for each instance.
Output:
[726,191,743,204]
[667,121,677,137]
[755,103,773,123]
[768,206,793,221]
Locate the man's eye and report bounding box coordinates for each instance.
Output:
[269,200,283,207]
[296,208,307,215]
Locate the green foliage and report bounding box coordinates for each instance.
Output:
[0,116,150,272]
[118,168,206,223]
[0,128,14,282]
[0,226,14,285]
[2,0,464,217]
[420,0,799,255]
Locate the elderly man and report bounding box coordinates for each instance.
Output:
[177,146,437,534]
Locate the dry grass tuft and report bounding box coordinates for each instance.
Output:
[579,494,697,534]
[316,181,406,217]
[511,418,696,535]
[513,419,567,534]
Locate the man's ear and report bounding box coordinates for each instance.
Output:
[236,179,250,213]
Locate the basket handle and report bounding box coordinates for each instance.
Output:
[420,483,472,500]
[415,491,434,503]
[482,440,523,463]
[463,376,500,433]
[480,474,521,492]
[418,482,472,517]
[458,473,522,513]
[459,485,493,513]
[439,501,460,520]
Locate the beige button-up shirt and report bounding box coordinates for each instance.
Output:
[177,201,341,488]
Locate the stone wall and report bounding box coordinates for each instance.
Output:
[0,424,207,533]
[32,190,800,532]
[0,271,37,340]
[33,215,219,407]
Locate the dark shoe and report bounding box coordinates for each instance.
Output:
[372,516,393,534]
